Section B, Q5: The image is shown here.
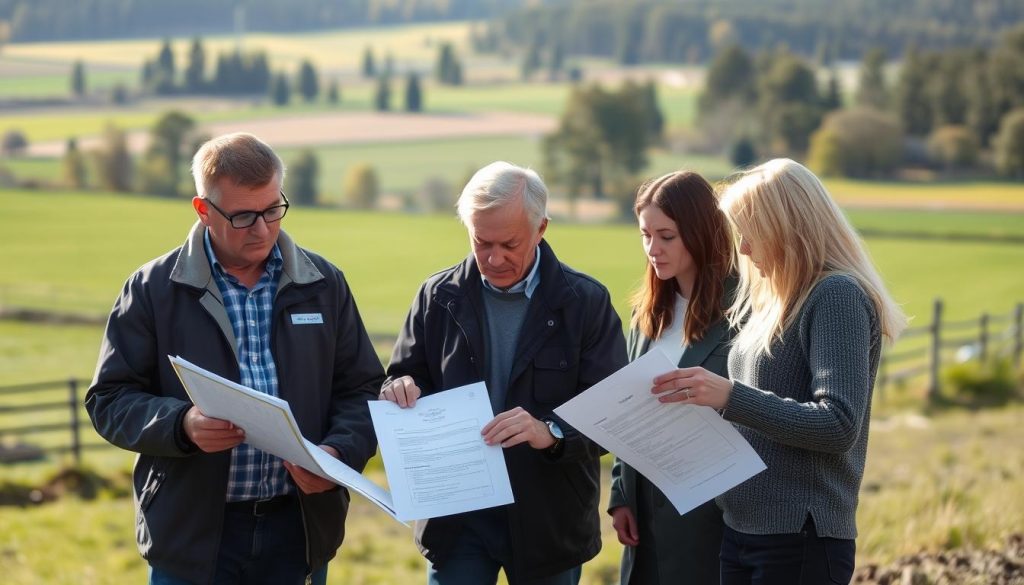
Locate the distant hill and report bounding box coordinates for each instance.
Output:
[0,0,544,43]
[487,0,1024,63]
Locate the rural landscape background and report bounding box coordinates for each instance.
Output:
[1,1,1023,583]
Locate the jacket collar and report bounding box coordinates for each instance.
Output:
[170,220,323,289]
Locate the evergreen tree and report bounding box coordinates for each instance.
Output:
[757,52,823,153]
[436,43,463,85]
[154,37,176,94]
[298,59,319,102]
[855,47,888,109]
[286,150,319,205]
[362,46,376,78]
[521,37,542,81]
[404,72,422,112]
[71,60,86,98]
[699,44,756,114]
[896,46,933,136]
[374,75,391,111]
[185,37,205,92]
[62,137,88,189]
[823,70,842,111]
[929,52,968,126]
[271,72,290,106]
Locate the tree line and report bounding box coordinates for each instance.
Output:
[0,0,531,42]
[482,0,1023,67]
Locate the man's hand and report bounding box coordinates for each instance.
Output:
[379,375,422,408]
[183,405,245,453]
[284,445,341,495]
[610,506,640,546]
[481,407,556,450]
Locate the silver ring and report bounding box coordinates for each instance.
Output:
[684,388,692,399]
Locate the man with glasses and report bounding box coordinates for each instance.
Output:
[86,132,384,585]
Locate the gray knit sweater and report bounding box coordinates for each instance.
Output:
[717,274,881,539]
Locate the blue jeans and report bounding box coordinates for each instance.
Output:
[148,496,328,585]
[720,515,855,585]
[427,510,582,585]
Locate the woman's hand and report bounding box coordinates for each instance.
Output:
[651,367,733,410]
[610,506,640,546]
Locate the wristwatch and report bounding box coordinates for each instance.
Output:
[544,419,564,455]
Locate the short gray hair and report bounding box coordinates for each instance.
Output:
[191,132,285,201]
[456,161,549,229]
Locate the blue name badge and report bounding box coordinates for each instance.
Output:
[291,313,324,325]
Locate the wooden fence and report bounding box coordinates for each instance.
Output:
[0,378,102,464]
[877,300,1024,400]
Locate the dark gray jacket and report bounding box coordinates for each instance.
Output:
[387,239,627,581]
[86,222,384,584]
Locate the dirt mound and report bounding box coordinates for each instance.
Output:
[855,534,1024,584]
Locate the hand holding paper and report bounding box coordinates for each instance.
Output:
[168,355,401,522]
[554,349,765,515]
[369,382,515,521]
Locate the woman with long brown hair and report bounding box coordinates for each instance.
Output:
[608,170,734,585]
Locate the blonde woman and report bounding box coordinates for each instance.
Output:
[651,159,906,584]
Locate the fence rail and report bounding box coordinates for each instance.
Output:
[0,378,104,464]
[878,300,1024,400]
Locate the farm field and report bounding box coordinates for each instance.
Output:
[1,188,1022,387]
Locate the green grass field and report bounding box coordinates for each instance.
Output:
[1,188,1022,386]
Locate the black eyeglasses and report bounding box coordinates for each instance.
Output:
[205,192,290,229]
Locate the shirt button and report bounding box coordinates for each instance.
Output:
[251,355,259,363]
[547,320,555,327]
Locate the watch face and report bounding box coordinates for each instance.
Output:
[547,420,564,439]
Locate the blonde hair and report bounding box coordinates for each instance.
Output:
[719,158,906,356]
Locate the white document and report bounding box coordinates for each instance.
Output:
[168,355,401,523]
[368,382,514,521]
[554,349,766,515]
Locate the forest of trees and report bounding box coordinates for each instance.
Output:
[0,0,533,42]
[483,0,1024,65]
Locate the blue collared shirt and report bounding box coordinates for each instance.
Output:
[480,246,542,298]
[203,230,291,502]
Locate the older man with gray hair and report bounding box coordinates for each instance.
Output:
[382,161,627,585]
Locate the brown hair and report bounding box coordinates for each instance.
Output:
[191,132,285,201]
[630,171,733,344]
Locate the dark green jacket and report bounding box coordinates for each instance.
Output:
[86,222,384,584]
[608,302,733,585]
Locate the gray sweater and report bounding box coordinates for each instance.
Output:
[717,274,880,539]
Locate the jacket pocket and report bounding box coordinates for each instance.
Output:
[531,346,580,405]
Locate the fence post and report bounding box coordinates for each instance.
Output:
[1015,303,1023,370]
[928,298,943,402]
[68,378,81,465]
[978,312,989,363]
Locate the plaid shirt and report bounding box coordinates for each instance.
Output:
[203,230,291,502]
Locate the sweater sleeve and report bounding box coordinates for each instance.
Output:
[723,277,878,454]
